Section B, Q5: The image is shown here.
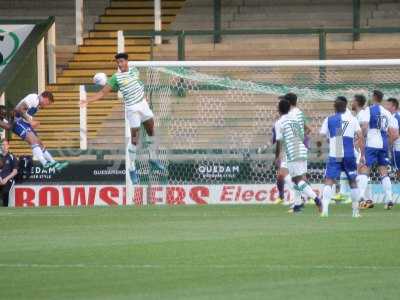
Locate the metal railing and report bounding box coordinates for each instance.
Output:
[125,27,400,61]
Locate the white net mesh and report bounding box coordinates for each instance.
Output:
[125,62,400,200]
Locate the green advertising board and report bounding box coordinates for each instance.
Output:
[0,24,34,73]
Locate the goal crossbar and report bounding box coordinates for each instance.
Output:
[129,59,400,68]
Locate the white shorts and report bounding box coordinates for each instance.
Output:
[287,160,307,177]
[280,153,288,169]
[126,99,154,128]
[280,158,288,169]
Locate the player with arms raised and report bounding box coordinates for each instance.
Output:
[12,91,68,170]
[80,53,165,184]
[357,90,398,210]
[320,97,364,217]
[274,99,321,213]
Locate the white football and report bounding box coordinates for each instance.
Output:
[93,72,108,86]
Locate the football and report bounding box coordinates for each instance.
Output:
[93,72,108,86]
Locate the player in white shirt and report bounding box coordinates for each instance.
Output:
[275,98,321,213]
[351,94,374,208]
[357,90,399,210]
[384,97,400,177]
[331,105,354,203]
[12,92,69,170]
[319,97,365,217]
[274,93,315,211]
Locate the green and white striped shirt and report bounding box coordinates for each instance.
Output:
[275,114,308,162]
[107,67,144,108]
[288,107,307,141]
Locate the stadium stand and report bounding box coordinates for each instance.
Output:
[0,0,110,72]
[155,0,400,60]
[2,0,186,158]
[3,0,400,160]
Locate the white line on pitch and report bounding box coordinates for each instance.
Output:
[0,263,399,271]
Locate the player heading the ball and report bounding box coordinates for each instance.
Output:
[80,53,165,184]
[12,91,69,171]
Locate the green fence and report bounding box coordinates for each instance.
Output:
[125,27,400,61]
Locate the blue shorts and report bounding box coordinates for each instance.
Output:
[325,157,357,181]
[12,120,37,140]
[365,147,390,167]
[392,150,400,171]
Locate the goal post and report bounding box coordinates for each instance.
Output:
[125,59,400,205]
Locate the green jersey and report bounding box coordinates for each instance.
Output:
[107,67,144,108]
[288,107,307,140]
[275,114,308,162]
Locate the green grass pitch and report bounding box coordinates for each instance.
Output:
[0,205,399,300]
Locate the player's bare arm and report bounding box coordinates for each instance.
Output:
[80,84,112,107]
[0,120,11,131]
[355,130,365,163]
[274,140,282,167]
[361,122,368,138]
[388,127,399,145]
[304,123,312,135]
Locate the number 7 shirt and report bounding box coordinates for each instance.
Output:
[320,112,361,160]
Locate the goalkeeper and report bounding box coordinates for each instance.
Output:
[80,53,165,184]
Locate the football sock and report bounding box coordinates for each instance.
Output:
[322,185,333,215]
[284,174,294,190]
[147,136,156,161]
[364,182,372,201]
[293,190,303,206]
[356,174,368,200]
[297,180,317,199]
[339,173,350,197]
[381,176,393,203]
[42,148,56,164]
[127,143,137,171]
[351,188,361,214]
[32,144,47,166]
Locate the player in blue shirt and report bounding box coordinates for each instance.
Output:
[320,97,365,217]
[12,91,68,171]
[357,90,398,210]
[384,97,400,178]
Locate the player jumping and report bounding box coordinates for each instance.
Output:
[357,90,398,210]
[319,96,364,217]
[80,52,165,184]
[12,91,69,170]
[274,99,321,213]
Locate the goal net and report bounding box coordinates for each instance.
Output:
[125,60,400,205]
